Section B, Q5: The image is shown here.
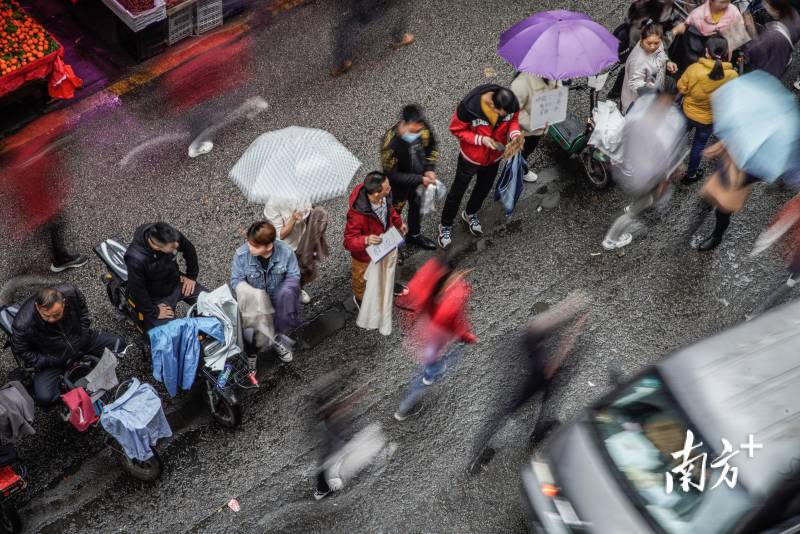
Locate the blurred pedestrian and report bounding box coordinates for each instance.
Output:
[264,199,329,304]
[686,141,756,250]
[468,291,591,475]
[124,222,205,330]
[748,193,800,318]
[381,104,439,250]
[621,22,678,113]
[331,0,415,77]
[343,172,407,311]
[742,0,800,78]
[312,373,393,500]
[0,130,87,273]
[510,72,562,183]
[603,87,687,250]
[439,85,522,249]
[394,249,477,421]
[231,221,300,363]
[677,35,737,185]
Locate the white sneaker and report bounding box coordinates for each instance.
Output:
[602,233,633,251]
[438,225,452,249]
[461,211,483,237]
[523,171,539,183]
[300,289,311,304]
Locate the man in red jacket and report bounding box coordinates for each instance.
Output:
[439,84,523,249]
[343,172,407,308]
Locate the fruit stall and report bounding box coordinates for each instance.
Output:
[0,0,81,101]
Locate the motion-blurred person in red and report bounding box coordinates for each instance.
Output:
[331,0,415,77]
[468,291,591,474]
[749,193,800,318]
[0,131,87,273]
[393,247,477,421]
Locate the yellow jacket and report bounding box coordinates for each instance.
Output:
[677,58,738,125]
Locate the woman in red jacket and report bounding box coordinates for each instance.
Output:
[343,172,406,307]
[394,249,477,421]
[438,84,523,249]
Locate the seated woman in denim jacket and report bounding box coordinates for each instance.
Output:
[231,221,301,362]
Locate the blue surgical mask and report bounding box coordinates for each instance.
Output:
[401,132,421,143]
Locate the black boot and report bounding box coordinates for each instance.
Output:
[697,234,722,251]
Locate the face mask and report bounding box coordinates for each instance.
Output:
[401,132,421,143]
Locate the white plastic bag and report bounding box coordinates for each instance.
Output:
[587,101,625,164]
[418,180,447,216]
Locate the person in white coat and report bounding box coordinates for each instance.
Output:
[264,199,313,304]
[510,72,561,183]
[621,22,677,113]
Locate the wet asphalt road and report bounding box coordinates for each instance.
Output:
[1,0,798,532]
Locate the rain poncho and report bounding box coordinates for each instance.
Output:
[195,285,243,371]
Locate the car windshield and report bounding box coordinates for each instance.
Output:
[591,373,753,534]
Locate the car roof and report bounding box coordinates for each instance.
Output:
[657,300,800,497]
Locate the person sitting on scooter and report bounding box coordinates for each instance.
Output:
[10,285,125,407]
[231,221,300,363]
[124,222,205,330]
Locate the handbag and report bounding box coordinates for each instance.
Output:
[700,159,753,213]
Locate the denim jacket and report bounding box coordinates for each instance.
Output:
[230,241,300,300]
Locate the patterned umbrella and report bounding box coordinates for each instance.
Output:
[230,127,362,204]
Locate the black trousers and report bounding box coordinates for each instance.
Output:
[33,330,125,407]
[470,366,553,459]
[440,155,501,227]
[522,135,541,162]
[145,281,207,330]
[393,188,423,236]
[333,0,407,67]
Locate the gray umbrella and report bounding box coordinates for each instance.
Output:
[230,126,362,204]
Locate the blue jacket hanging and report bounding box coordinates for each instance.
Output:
[494,153,526,216]
[148,317,224,397]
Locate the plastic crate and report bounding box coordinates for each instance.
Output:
[167,1,194,45]
[194,0,223,35]
[101,0,166,32]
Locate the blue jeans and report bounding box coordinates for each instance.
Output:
[686,118,713,177]
[397,342,465,416]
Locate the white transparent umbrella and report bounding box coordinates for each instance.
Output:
[230,126,362,204]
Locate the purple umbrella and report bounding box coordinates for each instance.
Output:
[498,10,619,80]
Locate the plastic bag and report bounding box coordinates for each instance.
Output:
[588,101,625,164]
[494,153,526,216]
[418,180,447,216]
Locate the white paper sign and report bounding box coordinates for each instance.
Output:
[366,226,404,263]
[529,86,568,131]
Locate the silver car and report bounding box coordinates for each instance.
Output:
[522,302,800,533]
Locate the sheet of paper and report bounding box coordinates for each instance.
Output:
[366,226,404,263]
[529,86,569,131]
[587,73,610,91]
[721,19,751,51]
